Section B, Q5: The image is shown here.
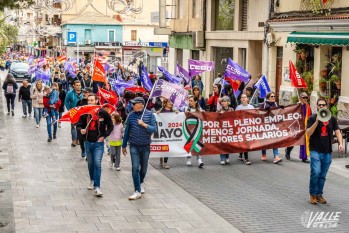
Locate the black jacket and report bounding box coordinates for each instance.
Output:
[76,108,114,142]
[19,85,31,100]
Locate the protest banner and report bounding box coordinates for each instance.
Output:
[150,112,190,157]
[149,104,305,156]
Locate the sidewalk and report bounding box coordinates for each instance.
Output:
[0,75,241,232]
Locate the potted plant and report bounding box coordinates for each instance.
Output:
[330,74,341,89]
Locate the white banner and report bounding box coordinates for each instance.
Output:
[150,112,191,158]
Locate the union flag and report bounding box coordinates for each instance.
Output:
[97,87,118,105]
[92,60,106,83]
[289,60,307,88]
[59,105,101,124]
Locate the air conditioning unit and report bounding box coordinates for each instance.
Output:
[85,40,91,45]
[192,31,204,48]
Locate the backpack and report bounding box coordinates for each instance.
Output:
[6,83,15,94]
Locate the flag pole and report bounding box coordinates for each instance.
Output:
[141,79,159,120]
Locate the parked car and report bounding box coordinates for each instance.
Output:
[9,62,30,81]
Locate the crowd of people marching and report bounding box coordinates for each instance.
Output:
[1,50,348,203]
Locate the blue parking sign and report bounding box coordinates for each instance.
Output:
[67,32,77,43]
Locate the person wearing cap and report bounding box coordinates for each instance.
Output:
[76,87,93,158]
[217,96,234,165]
[285,92,312,163]
[122,97,157,200]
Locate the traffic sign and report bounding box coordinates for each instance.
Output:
[67,32,77,43]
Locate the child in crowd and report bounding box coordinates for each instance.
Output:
[109,113,124,171]
[43,82,59,124]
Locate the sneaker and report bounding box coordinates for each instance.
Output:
[220,161,226,165]
[116,167,121,171]
[6,112,10,115]
[163,163,170,169]
[186,158,192,166]
[140,183,145,194]
[128,191,141,200]
[94,187,103,197]
[53,135,56,139]
[87,181,94,190]
[11,111,14,116]
[81,151,86,158]
[159,157,164,166]
[225,158,230,164]
[302,159,310,163]
[28,114,32,118]
[47,138,52,142]
[346,165,349,168]
[244,160,251,165]
[198,159,204,168]
[22,115,27,118]
[273,157,282,164]
[109,161,113,168]
[309,195,317,205]
[36,124,40,128]
[316,195,327,204]
[261,155,267,161]
[238,154,243,161]
[58,122,61,128]
[71,142,76,147]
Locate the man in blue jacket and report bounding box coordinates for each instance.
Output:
[122,97,157,200]
[64,80,83,146]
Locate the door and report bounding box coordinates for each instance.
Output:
[275,47,283,102]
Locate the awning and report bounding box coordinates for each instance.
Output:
[287,32,349,46]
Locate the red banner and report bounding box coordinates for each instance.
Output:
[92,60,106,83]
[97,87,118,105]
[289,60,307,88]
[184,104,305,155]
[59,105,101,124]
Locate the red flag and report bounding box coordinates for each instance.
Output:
[125,86,147,94]
[224,78,241,92]
[323,0,328,3]
[103,103,117,114]
[59,105,101,124]
[289,60,308,88]
[59,111,71,122]
[92,60,106,83]
[57,55,67,63]
[97,87,118,105]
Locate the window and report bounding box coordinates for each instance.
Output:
[192,50,200,60]
[192,0,201,18]
[238,48,246,69]
[108,30,115,42]
[214,47,234,78]
[240,0,248,31]
[177,49,183,67]
[131,30,137,41]
[177,0,186,19]
[85,29,91,41]
[215,0,235,30]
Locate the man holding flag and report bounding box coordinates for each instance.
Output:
[76,94,114,197]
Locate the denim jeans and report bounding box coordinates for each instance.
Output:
[34,108,43,125]
[130,145,150,192]
[85,141,104,188]
[5,94,15,112]
[309,151,332,196]
[262,149,279,158]
[49,107,57,120]
[46,112,58,139]
[71,124,77,141]
[220,154,229,161]
[22,99,32,115]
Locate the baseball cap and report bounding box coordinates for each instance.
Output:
[300,92,308,97]
[83,87,93,93]
[130,97,145,105]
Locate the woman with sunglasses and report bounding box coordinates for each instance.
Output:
[260,92,283,164]
[185,96,205,168]
[285,92,311,163]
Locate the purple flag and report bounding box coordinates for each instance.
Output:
[35,69,50,82]
[224,58,250,83]
[37,59,46,67]
[176,64,190,85]
[64,62,76,77]
[28,65,38,75]
[150,79,188,109]
[158,66,181,84]
[104,63,111,72]
[28,56,34,65]
[254,75,271,98]
[141,65,153,91]
[188,59,215,77]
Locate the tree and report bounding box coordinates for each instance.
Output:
[0,18,18,54]
[0,0,34,11]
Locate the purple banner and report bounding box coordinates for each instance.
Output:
[141,65,153,91]
[188,59,215,77]
[224,58,250,83]
[176,64,190,85]
[158,66,181,84]
[151,79,188,109]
